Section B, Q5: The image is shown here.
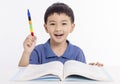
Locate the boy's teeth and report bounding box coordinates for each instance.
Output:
[55,34,63,36]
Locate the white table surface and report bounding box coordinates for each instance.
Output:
[1,66,120,84]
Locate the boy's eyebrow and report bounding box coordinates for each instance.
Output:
[61,20,68,22]
[48,20,68,23]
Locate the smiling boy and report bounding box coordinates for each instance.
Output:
[18,2,103,67]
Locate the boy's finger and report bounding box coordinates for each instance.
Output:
[89,63,95,65]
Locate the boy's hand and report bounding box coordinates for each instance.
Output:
[23,34,37,53]
[89,62,104,67]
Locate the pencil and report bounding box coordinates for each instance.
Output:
[27,9,34,36]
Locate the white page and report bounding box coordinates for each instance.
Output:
[15,61,63,81]
[64,60,110,81]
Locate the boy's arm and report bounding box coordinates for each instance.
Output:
[18,51,31,67]
[18,35,36,67]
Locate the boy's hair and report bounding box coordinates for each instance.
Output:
[44,2,74,24]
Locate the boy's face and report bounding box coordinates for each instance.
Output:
[44,13,75,44]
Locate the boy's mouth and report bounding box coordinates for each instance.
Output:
[54,34,64,39]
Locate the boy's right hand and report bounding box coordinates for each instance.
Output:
[23,35,37,53]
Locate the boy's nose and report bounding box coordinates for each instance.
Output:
[55,25,62,31]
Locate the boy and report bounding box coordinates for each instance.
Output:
[18,2,103,67]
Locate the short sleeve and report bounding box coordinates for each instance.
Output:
[29,49,40,64]
[76,49,86,63]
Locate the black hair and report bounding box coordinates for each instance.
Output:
[44,2,74,24]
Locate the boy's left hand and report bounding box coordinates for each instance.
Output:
[89,62,103,67]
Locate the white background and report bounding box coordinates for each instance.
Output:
[0,0,120,73]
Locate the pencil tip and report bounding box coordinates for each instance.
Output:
[27,9,29,12]
[27,9,30,16]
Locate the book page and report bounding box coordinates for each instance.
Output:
[15,61,63,81]
[63,60,110,81]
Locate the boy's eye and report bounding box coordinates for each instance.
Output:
[62,23,67,25]
[50,23,55,25]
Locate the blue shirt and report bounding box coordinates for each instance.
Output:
[30,39,86,64]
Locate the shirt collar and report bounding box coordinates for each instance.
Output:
[62,40,72,59]
[44,39,56,58]
[44,39,72,59]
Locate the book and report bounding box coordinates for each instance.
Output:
[13,60,112,81]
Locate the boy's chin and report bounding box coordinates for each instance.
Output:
[54,40,64,44]
[52,39,65,44]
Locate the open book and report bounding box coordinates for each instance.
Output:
[13,60,111,81]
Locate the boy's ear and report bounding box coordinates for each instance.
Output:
[70,23,75,33]
[44,24,48,33]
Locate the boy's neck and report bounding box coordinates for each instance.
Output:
[50,39,67,47]
[50,39,68,57]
